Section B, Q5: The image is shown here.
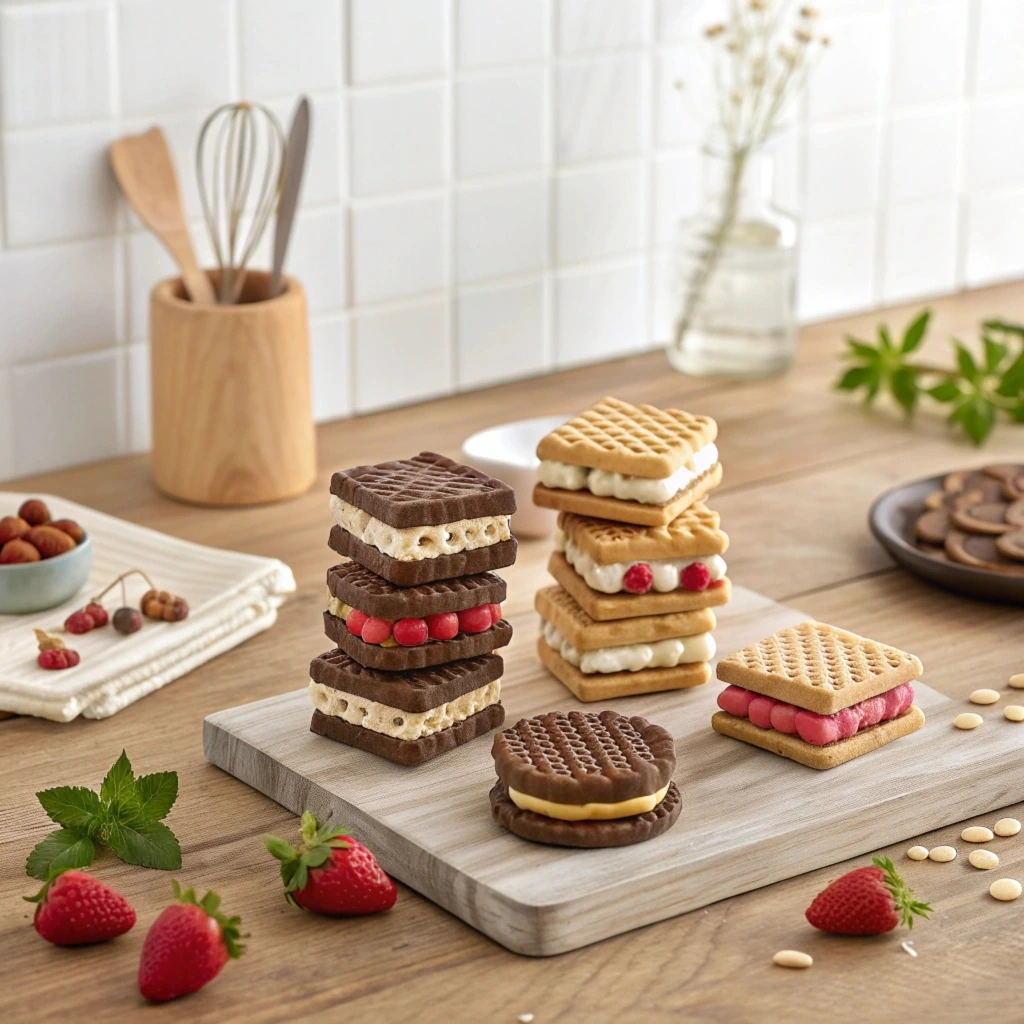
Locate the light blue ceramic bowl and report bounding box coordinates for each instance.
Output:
[0,533,93,614]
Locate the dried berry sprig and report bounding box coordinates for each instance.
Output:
[835,310,1024,445]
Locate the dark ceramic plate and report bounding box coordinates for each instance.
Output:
[869,474,1024,605]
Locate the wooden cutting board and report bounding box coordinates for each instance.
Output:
[204,585,1024,955]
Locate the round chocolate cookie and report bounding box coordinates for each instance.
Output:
[489,779,682,848]
[945,529,1024,575]
[1007,500,1024,528]
[942,471,1004,501]
[982,463,1024,483]
[996,529,1024,563]
[950,501,1012,535]
[923,488,985,512]
[915,509,950,546]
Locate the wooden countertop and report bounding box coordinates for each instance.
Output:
[4,282,1024,1022]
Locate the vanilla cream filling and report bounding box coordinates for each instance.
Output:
[537,443,718,505]
[309,679,500,741]
[330,495,511,561]
[554,528,726,594]
[508,782,670,821]
[540,618,715,673]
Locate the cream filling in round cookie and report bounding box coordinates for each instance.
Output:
[554,528,727,593]
[537,443,719,505]
[508,782,670,821]
[540,618,715,673]
[330,495,511,561]
[309,679,500,740]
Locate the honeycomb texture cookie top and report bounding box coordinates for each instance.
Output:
[536,397,717,478]
[331,452,517,528]
[716,620,923,716]
[491,710,676,805]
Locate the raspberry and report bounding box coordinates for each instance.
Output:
[457,606,492,634]
[393,618,428,646]
[622,563,653,594]
[84,602,108,627]
[360,617,393,645]
[64,610,95,634]
[488,603,502,624]
[680,562,711,591]
[38,649,69,670]
[345,607,369,638]
[425,612,459,641]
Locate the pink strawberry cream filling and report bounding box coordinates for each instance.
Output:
[716,682,916,746]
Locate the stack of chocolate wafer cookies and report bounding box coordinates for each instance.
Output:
[308,452,517,764]
[532,398,730,701]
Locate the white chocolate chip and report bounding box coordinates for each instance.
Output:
[1008,673,1024,689]
[969,849,1000,870]
[970,688,1001,705]
[962,826,995,843]
[518,1016,535,1024]
[773,950,813,969]
[1004,705,1024,722]
[989,878,1022,901]
[994,818,1022,837]
[901,941,917,957]
[929,846,957,862]
[954,713,983,730]
[906,846,929,861]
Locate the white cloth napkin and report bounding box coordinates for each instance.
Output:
[0,492,295,721]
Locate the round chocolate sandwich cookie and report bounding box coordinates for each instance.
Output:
[950,501,1012,535]
[982,464,1024,484]
[489,710,680,848]
[915,509,950,546]
[942,471,1004,502]
[923,488,985,512]
[945,530,1024,575]
[996,530,1024,563]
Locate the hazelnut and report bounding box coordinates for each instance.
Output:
[17,499,51,526]
[0,515,30,545]
[23,525,76,559]
[50,518,85,544]
[0,539,42,564]
[140,588,189,622]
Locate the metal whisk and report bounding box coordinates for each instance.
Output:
[196,101,286,304]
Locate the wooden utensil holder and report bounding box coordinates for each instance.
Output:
[150,270,316,505]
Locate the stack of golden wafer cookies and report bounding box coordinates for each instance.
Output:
[532,397,730,701]
[914,464,1024,577]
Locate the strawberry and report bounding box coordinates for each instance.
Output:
[138,881,243,1003]
[264,811,397,916]
[806,856,931,935]
[25,869,136,946]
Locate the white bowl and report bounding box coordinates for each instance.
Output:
[461,415,568,539]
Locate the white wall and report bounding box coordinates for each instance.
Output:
[0,0,1021,480]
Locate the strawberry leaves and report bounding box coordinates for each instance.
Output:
[836,309,1024,445]
[264,811,351,905]
[872,856,932,930]
[26,750,180,881]
[170,880,245,960]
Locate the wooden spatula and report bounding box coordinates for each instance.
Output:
[109,127,215,306]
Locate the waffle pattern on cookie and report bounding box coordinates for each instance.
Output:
[560,502,728,563]
[716,620,923,716]
[330,451,516,528]
[327,562,507,619]
[491,710,675,805]
[536,397,717,477]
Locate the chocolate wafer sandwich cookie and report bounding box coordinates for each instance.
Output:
[489,710,681,848]
[329,452,517,585]
[712,621,926,770]
[309,650,505,765]
[325,562,512,670]
[533,397,722,527]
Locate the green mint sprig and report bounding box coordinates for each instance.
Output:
[26,750,181,881]
[836,310,1024,445]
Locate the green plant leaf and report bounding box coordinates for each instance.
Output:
[837,366,871,391]
[879,324,894,351]
[864,364,884,404]
[106,819,181,871]
[844,337,880,361]
[983,335,1008,374]
[927,380,962,403]
[996,350,1024,397]
[1011,400,1024,423]
[983,318,1024,340]
[25,829,95,881]
[954,342,980,383]
[950,395,996,446]
[100,750,137,811]
[134,772,178,823]
[901,310,930,353]
[891,366,919,415]
[36,786,104,834]
[302,846,332,869]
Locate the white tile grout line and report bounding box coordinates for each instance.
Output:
[444,0,458,392]
[956,0,984,291]
[545,0,558,369]
[871,0,897,307]
[339,0,356,417]
[640,0,656,352]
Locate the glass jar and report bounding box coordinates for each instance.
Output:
[667,132,798,377]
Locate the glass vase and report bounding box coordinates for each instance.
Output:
[667,132,798,377]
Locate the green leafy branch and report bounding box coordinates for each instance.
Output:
[836,309,1024,445]
[26,750,181,881]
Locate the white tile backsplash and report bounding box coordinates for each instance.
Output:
[457,277,548,388]
[1,2,113,130]
[455,178,547,283]
[1,0,1024,480]
[456,69,546,179]
[350,84,445,197]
